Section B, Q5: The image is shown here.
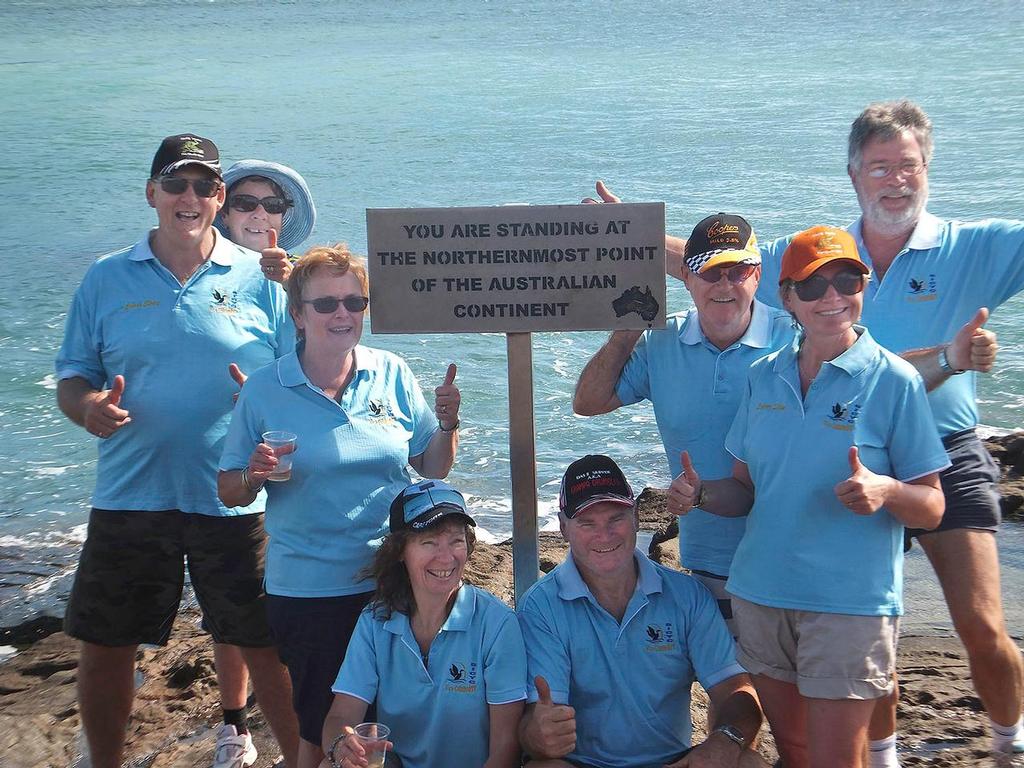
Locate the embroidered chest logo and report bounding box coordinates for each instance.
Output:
[445,660,478,693]
[367,399,397,426]
[905,274,937,302]
[824,401,861,431]
[210,288,240,314]
[644,622,675,653]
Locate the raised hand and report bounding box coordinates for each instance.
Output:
[667,451,702,516]
[259,227,292,284]
[84,374,131,439]
[531,675,576,758]
[834,446,893,516]
[947,307,997,373]
[581,180,622,205]
[434,363,461,429]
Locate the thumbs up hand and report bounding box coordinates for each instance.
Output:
[434,363,461,430]
[947,307,997,373]
[259,228,292,284]
[668,451,703,516]
[581,180,622,205]
[530,676,576,758]
[834,446,893,515]
[84,374,132,438]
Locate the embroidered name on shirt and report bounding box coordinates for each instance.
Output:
[445,660,478,693]
[756,402,786,411]
[905,274,937,302]
[644,622,675,653]
[122,299,160,311]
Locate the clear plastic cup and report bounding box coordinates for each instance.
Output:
[261,430,297,482]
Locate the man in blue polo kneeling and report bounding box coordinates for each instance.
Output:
[517,455,768,768]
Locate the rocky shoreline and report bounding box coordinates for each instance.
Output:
[2,433,1022,767]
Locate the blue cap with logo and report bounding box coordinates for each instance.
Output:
[389,480,476,533]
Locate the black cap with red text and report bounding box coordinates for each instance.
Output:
[559,455,635,519]
[150,133,222,179]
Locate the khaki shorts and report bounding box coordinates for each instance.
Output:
[732,596,897,700]
[64,508,272,647]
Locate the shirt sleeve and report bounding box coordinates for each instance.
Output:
[517,595,571,706]
[482,606,528,705]
[400,360,440,458]
[332,610,379,704]
[977,219,1024,307]
[886,372,952,481]
[55,278,106,388]
[754,235,793,309]
[682,579,745,691]
[219,383,263,471]
[614,332,652,406]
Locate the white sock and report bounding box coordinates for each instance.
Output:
[867,734,900,768]
[990,716,1024,753]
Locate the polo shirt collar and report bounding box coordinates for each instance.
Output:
[680,300,775,350]
[848,209,944,255]
[276,343,374,388]
[381,584,475,636]
[129,227,236,265]
[556,548,663,601]
[773,326,878,379]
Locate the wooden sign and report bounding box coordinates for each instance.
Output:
[367,203,666,334]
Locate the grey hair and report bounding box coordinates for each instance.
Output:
[847,100,934,170]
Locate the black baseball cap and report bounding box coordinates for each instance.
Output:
[150,133,222,179]
[389,480,476,533]
[559,455,635,519]
[682,213,760,275]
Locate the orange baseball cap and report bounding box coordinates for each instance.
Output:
[779,226,869,284]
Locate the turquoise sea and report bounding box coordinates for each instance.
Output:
[0,0,1022,633]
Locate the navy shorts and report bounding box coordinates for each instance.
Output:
[906,428,1001,542]
[65,509,271,647]
[266,591,374,744]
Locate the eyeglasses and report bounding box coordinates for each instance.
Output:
[227,194,292,215]
[793,270,867,302]
[697,263,759,285]
[303,296,369,314]
[152,176,222,198]
[864,161,927,179]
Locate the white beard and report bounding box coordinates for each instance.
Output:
[858,185,928,238]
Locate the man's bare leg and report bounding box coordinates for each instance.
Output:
[77,642,136,768]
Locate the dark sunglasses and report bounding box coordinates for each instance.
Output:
[697,263,759,285]
[153,176,222,198]
[793,270,867,302]
[303,296,370,314]
[227,194,292,215]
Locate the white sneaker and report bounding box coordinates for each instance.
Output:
[212,724,258,768]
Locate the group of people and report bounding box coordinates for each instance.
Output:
[53,98,1022,768]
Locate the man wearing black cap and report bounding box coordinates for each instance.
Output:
[574,213,793,636]
[55,134,299,768]
[517,455,767,768]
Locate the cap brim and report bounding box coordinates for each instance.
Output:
[569,494,635,519]
[787,257,870,283]
[407,505,477,530]
[217,160,316,251]
[698,250,762,273]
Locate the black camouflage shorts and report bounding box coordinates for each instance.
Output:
[64,508,272,647]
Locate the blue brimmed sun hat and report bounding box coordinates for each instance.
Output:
[216,159,317,251]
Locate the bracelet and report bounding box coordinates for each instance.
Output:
[241,467,264,493]
[938,345,965,375]
[328,733,346,768]
[439,419,460,433]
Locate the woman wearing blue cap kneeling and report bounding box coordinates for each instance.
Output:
[321,481,527,768]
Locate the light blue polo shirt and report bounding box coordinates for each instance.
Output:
[517,550,743,768]
[55,230,292,515]
[333,585,527,768]
[616,301,794,576]
[219,344,438,596]
[725,328,950,616]
[756,213,1024,436]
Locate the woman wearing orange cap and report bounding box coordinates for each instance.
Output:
[669,226,949,768]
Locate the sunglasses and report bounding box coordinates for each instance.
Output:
[697,263,759,285]
[793,270,867,302]
[303,296,369,314]
[153,176,222,198]
[227,194,292,215]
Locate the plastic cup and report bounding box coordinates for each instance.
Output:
[353,722,391,768]
[262,431,297,482]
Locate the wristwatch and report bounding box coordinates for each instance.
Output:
[692,483,708,510]
[938,345,965,375]
[712,724,746,749]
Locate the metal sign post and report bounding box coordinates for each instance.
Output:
[506,332,539,603]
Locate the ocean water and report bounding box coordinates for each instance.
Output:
[0,0,1022,633]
